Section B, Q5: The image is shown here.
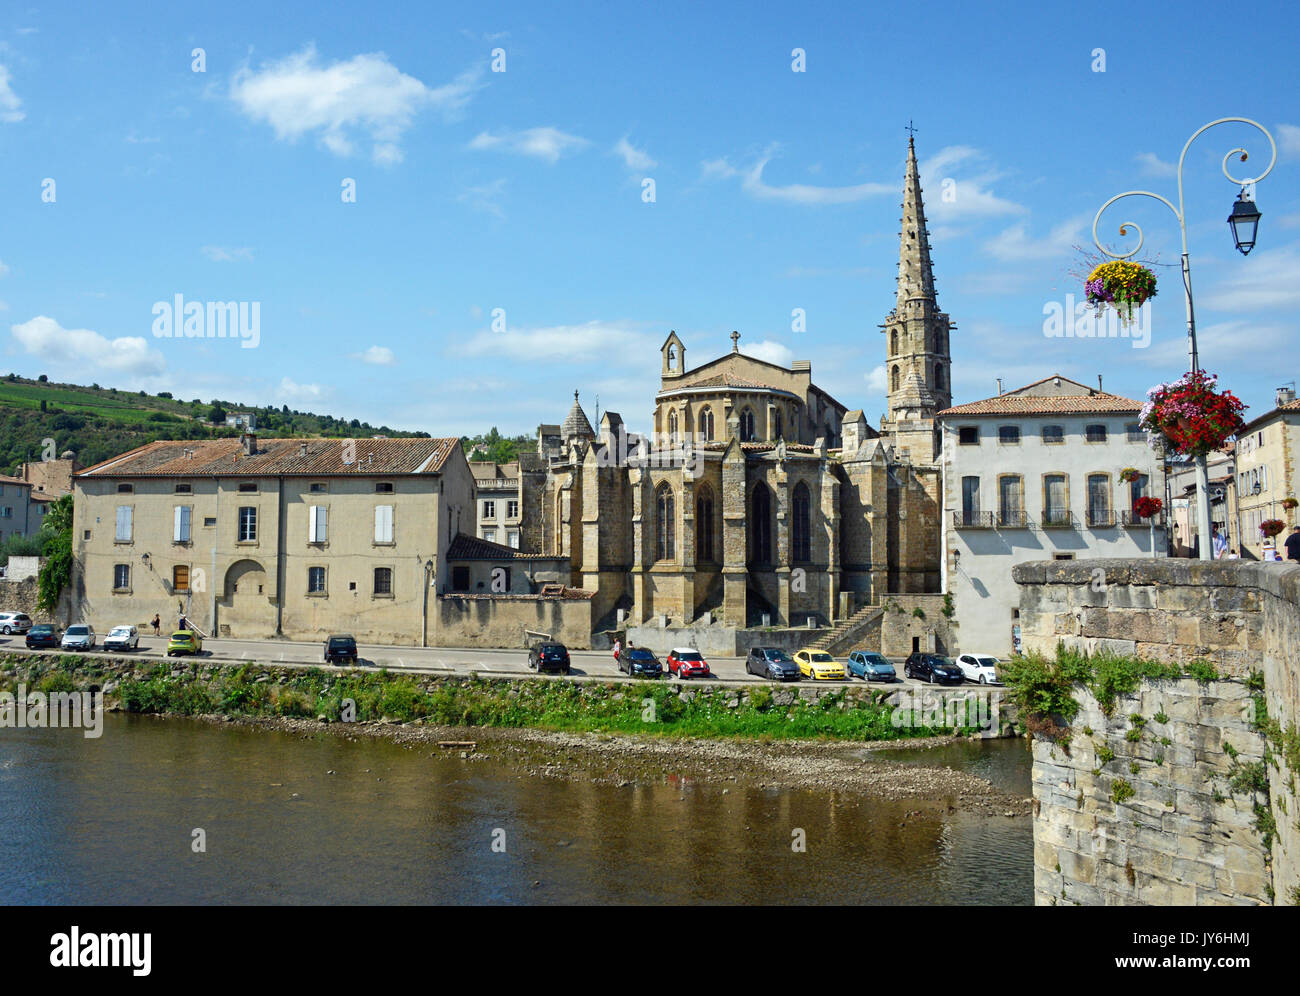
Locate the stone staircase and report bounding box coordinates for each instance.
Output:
[806,603,885,656]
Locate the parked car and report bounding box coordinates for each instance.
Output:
[103,625,140,652]
[745,646,801,681]
[25,624,59,649]
[324,634,358,665]
[665,648,713,680]
[529,642,571,674]
[792,649,847,681]
[955,652,1002,685]
[0,612,33,635]
[619,646,663,678]
[60,624,97,651]
[904,652,965,685]
[846,650,898,682]
[166,630,203,657]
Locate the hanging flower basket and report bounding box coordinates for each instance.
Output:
[1139,370,1247,458]
[1085,260,1158,326]
[1282,497,1299,511]
[1133,496,1163,519]
[1260,519,1286,539]
[1118,467,1142,484]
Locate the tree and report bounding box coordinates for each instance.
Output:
[38,374,48,383]
[37,494,74,613]
[207,403,228,424]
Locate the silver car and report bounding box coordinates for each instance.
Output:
[103,625,139,652]
[0,612,33,635]
[60,624,97,651]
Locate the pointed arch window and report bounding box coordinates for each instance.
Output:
[667,410,679,441]
[656,483,675,561]
[891,365,900,392]
[740,408,756,442]
[700,406,715,442]
[774,409,783,440]
[935,364,946,392]
[891,328,899,355]
[696,486,715,562]
[749,483,772,564]
[792,482,811,563]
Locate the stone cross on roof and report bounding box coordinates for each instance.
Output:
[730,330,740,352]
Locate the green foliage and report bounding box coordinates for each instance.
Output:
[0,532,44,558]
[941,593,954,619]
[1097,744,1115,764]
[37,495,73,613]
[1125,728,1142,742]
[1001,642,1183,722]
[461,427,530,464]
[1154,711,1169,724]
[1129,761,1139,774]
[1186,658,1220,683]
[1246,670,1266,692]
[1111,778,1135,805]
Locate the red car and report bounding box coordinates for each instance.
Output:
[666,648,712,680]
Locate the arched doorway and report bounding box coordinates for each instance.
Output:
[217,558,276,638]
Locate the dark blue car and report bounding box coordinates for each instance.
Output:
[619,647,663,678]
[846,650,897,682]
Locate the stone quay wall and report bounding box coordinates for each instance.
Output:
[1013,559,1300,906]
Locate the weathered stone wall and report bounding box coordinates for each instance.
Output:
[436,594,594,650]
[0,577,74,627]
[878,594,954,657]
[1015,559,1300,905]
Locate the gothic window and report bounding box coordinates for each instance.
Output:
[667,410,679,440]
[740,408,756,442]
[700,406,715,441]
[935,364,946,391]
[773,409,783,440]
[891,366,900,392]
[891,329,898,355]
[792,482,811,563]
[696,486,715,562]
[656,483,675,561]
[749,483,772,565]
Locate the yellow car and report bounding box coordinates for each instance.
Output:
[793,650,847,680]
[166,630,203,657]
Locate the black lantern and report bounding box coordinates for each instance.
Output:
[1227,191,1262,255]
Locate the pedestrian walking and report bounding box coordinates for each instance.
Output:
[1211,525,1228,560]
[151,614,161,636]
[612,637,622,664]
[1285,525,1300,563]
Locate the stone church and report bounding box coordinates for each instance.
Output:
[521,137,950,633]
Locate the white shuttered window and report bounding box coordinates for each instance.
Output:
[115,505,133,542]
[174,505,192,542]
[374,505,394,543]
[308,505,328,543]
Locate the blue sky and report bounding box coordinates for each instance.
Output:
[1,0,1297,438]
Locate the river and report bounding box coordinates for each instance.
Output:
[0,715,1032,904]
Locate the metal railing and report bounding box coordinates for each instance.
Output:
[1121,510,1164,528]
[952,511,995,529]
[1086,509,1116,528]
[1040,510,1076,529]
[997,510,1030,529]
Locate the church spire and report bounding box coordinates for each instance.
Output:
[896,135,936,311]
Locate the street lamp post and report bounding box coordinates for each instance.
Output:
[1093,117,1276,560]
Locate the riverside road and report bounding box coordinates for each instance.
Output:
[0,634,994,691]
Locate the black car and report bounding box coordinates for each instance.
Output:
[324,634,358,664]
[529,642,571,675]
[904,652,965,685]
[619,647,663,678]
[746,646,801,681]
[25,624,59,649]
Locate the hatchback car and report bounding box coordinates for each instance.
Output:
[324,634,358,665]
[103,625,140,652]
[746,646,801,681]
[25,624,59,649]
[529,642,571,674]
[792,650,847,681]
[60,624,96,651]
[619,646,663,678]
[665,648,712,680]
[955,653,1002,685]
[846,650,898,682]
[904,652,965,685]
[0,612,33,635]
[166,630,203,657]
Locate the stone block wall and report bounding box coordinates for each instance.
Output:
[1015,559,1300,905]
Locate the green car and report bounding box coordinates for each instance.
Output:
[166,630,203,657]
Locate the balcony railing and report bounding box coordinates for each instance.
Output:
[952,511,995,529]
[1040,511,1076,529]
[1086,509,1116,528]
[1121,510,1165,528]
[997,510,1030,529]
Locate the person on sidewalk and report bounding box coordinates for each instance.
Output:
[1285,525,1300,562]
[1211,525,1228,560]
[612,637,622,665]
[151,614,161,636]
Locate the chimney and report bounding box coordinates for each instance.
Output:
[1277,385,1297,407]
[996,378,1004,396]
[299,442,308,458]
[240,432,257,456]
[1098,374,1103,392]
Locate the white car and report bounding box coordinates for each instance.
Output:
[103,625,140,652]
[0,612,33,635]
[955,653,1002,685]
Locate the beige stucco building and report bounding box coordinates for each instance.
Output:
[1234,387,1299,558]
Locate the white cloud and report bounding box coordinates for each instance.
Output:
[1277,123,1300,158]
[201,246,254,262]
[983,215,1088,262]
[0,259,8,277]
[702,148,894,205]
[1136,151,1177,178]
[10,316,165,377]
[613,136,656,171]
[457,178,506,218]
[741,340,793,367]
[276,376,328,403]
[1200,245,1300,312]
[230,45,482,164]
[865,365,887,394]
[468,127,589,163]
[0,65,23,123]
[356,345,396,365]
[455,320,654,363]
[918,146,1027,220]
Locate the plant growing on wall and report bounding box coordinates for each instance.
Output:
[37,494,73,614]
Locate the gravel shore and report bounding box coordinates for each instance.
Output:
[197,713,1034,817]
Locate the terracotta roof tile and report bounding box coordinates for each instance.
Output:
[77,437,459,478]
[446,533,556,561]
[938,393,1141,417]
